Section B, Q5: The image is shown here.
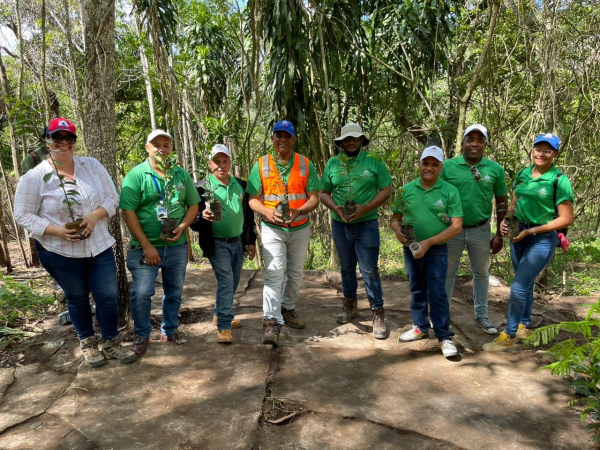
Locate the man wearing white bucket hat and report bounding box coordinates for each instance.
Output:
[390,146,463,358]
[320,123,392,339]
[441,124,508,335]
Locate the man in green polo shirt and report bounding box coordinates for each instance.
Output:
[21,127,50,174]
[120,129,200,357]
[320,123,392,339]
[246,120,321,346]
[190,144,257,345]
[440,124,508,335]
[391,146,463,359]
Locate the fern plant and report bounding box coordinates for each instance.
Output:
[526,298,600,441]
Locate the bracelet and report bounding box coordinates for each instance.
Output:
[531,227,537,236]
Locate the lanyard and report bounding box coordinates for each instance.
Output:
[152,176,165,202]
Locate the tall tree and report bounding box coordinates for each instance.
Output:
[81,0,129,318]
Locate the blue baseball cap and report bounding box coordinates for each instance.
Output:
[533,133,560,151]
[273,120,295,137]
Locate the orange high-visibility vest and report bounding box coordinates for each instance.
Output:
[259,153,310,228]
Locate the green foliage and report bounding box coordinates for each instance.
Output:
[0,274,54,329]
[394,187,413,226]
[43,160,82,223]
[336,152,358,201]
[154,152,181,218]
[527,299,600,441]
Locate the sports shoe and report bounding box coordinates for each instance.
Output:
[516,323,534,341]
[336,298,358,324]
[440,340,458,358]
[160,329,188,345]
[262,319,283,346]
[79,336,106,368]
[213,315,242,328]
[217,329,233,344]
[399,324,429,342]
[281,307,305,329]
[483,331,516,352]
[474,317,498,334]
[101,335,137,364]
[372,308,387,339]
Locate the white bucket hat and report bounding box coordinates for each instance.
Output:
[334,123,370,147]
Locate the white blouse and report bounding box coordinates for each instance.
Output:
[14,156,119,258]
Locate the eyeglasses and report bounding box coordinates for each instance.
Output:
[50,134,77,144]
[532,147,555,156]
[470,166,482,181]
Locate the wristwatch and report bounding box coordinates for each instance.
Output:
[531,227,537,236]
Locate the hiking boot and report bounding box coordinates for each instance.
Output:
[440,340,458,358]
[160,329,188,344]
[79,336,106,368]
[474,317,498,335]
[133,334,149,357]
[516,323,534,341]
[281,307,305,329]
[399,324,429,342]
[101,335,137,364]
[213,315,242,328]
[336,298,358,324]
[372,308,387,339]
[483,331,516,352]
[217,329,233,344]
[262,319,283,346]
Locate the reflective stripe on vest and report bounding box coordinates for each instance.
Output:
[261,193,307,202]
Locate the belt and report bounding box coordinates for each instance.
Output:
[214,235,241,243]
[462,219,489,229]
[518,221,543,229]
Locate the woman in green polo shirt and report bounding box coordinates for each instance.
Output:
[484,133,574,352]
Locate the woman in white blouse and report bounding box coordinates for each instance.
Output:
[14,118,136,367]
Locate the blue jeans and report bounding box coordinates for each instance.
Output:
[404,245,453,342]
[126,242,188,338]
[331,219,383,309]
[505,229,557,336]
[445,220,491,318]
[208,238,244,330]
[35,241,119,341]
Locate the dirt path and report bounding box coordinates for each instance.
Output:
[0,269,594,449]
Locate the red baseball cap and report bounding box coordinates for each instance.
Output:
[48,118,77,136]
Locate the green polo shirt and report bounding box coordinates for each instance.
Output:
[514,165,574,225]
[119,159,200,247]
[440,155,507,226]
[209,174,245,239]
[21,147,50,174]
[321,150,392,223]
[246,151,321,233]
[392,177,463,242]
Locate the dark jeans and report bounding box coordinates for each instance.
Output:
[35,241,119,341]
[505,229,558,336]
[208,238,244,330]
[403,244,453,342]
[331,219,383,309]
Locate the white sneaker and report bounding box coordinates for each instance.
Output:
[399,324,429,342]
[440,340,458,358]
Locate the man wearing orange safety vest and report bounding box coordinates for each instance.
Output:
[246,120,321,346]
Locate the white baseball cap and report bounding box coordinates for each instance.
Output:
[146,129,172,143]
[420,146,445,162]
[463,124,488,140]
[209,144,231,160]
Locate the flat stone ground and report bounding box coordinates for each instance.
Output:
[0,269,596,449]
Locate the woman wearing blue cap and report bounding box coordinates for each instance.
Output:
[484,133,574,351]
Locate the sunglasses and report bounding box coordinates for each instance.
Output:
[50,134,77,144]
[470,166,482,181]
